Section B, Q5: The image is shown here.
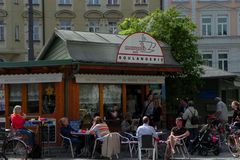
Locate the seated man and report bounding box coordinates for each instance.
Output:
[136,116,158,139]
[59,117,84,157]
[11,105,35,149]
[164,117,190,160]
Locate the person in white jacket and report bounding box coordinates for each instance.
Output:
[182,100,198,151]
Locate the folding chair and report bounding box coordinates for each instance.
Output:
[59,133,74,158]
[172,138,190,159]
[138,135,156,160]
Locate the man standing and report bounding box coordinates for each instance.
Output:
[214,97,228,123]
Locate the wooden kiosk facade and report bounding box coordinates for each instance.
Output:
[0,30,181,144]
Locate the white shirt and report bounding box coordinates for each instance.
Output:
[136,123,157,138]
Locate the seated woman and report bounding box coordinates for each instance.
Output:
[11,105,35,148]
[59,117,84,156]
[89,116,110,139]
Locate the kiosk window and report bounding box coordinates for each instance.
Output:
[79,84,99,125]
[27,83,39,113]
[103,85,122,120]
[9,84,22,114]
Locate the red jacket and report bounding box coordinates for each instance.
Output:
[11,114,25,129]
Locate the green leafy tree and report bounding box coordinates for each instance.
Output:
[119,7,203,98]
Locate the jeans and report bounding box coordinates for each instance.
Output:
[187,128,198,151]
[16,128,35,147]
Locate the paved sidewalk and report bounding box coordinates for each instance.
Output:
[39,144,235,160]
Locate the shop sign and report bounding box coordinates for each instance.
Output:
[117,32,164,64]
[75,74,165,84]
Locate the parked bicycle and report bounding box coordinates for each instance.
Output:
[0,128,28,159]
[226,125,240,158]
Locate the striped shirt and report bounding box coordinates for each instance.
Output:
[90,123,110,138]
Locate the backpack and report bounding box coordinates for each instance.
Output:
[189,109,199,125]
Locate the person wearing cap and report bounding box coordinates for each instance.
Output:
[214,97,228,123]
[164,117,190,160]
[182,100,198,151]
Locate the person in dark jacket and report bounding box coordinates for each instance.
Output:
[59,117,84,156]
[152,94,162,130]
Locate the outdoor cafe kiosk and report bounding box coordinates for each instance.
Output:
[0,30,181,144]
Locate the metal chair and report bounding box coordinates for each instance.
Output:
[138,135,156,160]
[91,134,109,158]
[172,138,190,159]
[59,133,74,158]
[124,132,138,156]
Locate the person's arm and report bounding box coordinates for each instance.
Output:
[176,130,190,139]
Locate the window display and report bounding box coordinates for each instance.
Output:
[42,83,55,114]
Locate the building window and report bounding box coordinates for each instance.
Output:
[108,0,118,5]
[217,16,228,36]
[27,84,39,114]
[218,51,228,71]
[89,21,99,32]
[238,14,240,35]
[0,0,3,5]
[79,84,99,125]
[201,16,212,36]
[0,21,4,41]
[202,53,213,67]
[108,21,118,34]
[32,0,39,5]
[59,20,72,30]
[58,0,72,5]
[15,25,20,41]
[135,0,148,4]
[33,21,40,41]
[104,85,122,120]
[88,0,99,5]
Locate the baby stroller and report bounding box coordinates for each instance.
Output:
[190,122,220,156]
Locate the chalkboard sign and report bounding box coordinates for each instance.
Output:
[41,119,56,143]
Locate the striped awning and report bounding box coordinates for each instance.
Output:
[0,73,63,84]
[75,74,165,84]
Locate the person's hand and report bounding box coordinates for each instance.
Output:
[22,113,26,119]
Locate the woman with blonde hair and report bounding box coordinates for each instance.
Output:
[11,105,35,148]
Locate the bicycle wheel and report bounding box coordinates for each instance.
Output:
[3,139,28,159]
[227,135,240,158]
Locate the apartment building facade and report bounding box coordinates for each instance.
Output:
[163,0,240,74]
[0,0,160,61]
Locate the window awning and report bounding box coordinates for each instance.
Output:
[75,74,165,84]
[0,73,63,84]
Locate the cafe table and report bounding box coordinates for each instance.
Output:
[71,130,93,157]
